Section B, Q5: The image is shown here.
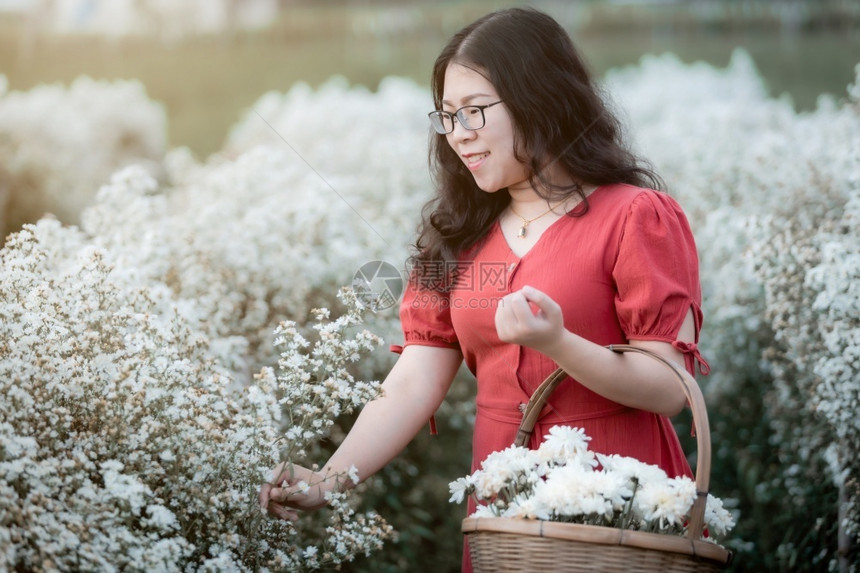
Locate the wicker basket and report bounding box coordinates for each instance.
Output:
[462,344,733,572]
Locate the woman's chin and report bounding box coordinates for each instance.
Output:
[475,181,503,193]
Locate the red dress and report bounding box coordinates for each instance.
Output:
[398,184,708,572]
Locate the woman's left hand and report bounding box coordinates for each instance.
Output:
[494,285,565,353]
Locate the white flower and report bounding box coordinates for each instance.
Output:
[532,465,612,519]
[144,504,178,532]
[448,475,476,504]
[704,494,736,536]
[347,464,360,485]
[471,504,497,518]
[472,469,509,501]
[502,492,543,519]
[596,453,668,486]
[538,425,592,466]
[634,479,692,528]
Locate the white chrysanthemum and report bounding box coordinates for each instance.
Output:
[538,425,595,468]
[535,465,613,519]
[596,453,669,486]
[472,468,510,501]
[502,492,543,519]
[470,504,497,518]
[634,479,692,528]
[448,475,476,504]
[482,445,542,474]
[471,445,536,500]
[704,493,736,536]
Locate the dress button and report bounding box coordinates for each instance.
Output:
[508,262,516,272]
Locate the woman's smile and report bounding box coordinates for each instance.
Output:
[463,151,490,171]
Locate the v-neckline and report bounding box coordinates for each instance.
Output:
[496,185,603,259]
[495,211,566,259]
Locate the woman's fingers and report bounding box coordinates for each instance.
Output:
[261,481,306,522]
[496,288,544,327]
[259,462,291,508]
[260,481,300,522]
[258,482,273,509]
[495,286,564,347]
[504,290,532,321]
[266,502,299,522]
[268,486,291,503]
[494,295,515,337]
[521,285,560,317]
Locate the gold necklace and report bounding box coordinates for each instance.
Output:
[508,201,564,239]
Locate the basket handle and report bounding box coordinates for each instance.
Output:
[513,344,711,541]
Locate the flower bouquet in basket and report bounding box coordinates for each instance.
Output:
[452,345,735,572]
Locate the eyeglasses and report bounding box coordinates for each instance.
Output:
[428,100,503,134]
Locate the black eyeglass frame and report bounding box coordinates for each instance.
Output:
[428,100,504,134]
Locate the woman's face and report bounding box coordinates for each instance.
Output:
[442,63,530,193]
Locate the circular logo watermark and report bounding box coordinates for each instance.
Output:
[352,260,404,312]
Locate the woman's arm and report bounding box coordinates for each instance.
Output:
[494,285,691,417]
[260,344,462,518]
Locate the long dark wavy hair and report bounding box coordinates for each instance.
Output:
[411,7,663,288]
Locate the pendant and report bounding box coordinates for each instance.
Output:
[517,224,528,239]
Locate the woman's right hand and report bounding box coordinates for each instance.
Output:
[259,462,331,521]
[258,346,462,521]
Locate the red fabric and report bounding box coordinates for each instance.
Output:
[399,185,705,572]
[672,340,711,375]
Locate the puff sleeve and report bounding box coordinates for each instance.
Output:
[612,191,709,374]
[396,278,460,352]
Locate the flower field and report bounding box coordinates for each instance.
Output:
[1,49,858,571]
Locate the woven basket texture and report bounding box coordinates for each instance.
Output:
[462,345,733,572]
[468,530,724,572]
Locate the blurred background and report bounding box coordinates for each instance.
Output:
[1,2,859,572]
[1,0,858,159]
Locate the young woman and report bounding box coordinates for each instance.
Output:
[260,7,709,571]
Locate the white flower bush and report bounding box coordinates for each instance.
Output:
[73,76,436,378]
[752,169,860,549]
[0,75,166,236]
[0,76,435,571]
[260,289,386,461]
[0,217,391,570]
[222,74,433,277]
[224,75,431,179]
[449,426,734,539]
[607,52,860,567]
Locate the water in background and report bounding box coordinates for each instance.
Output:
[1,0,858,157]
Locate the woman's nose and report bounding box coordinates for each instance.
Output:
[449,119,476,143]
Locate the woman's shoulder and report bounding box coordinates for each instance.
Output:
[594,183,667,201]
[592,183,686,217]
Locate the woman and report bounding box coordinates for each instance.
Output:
[260,7,708,571]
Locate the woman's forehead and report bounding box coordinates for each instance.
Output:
[441,63,497,105]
